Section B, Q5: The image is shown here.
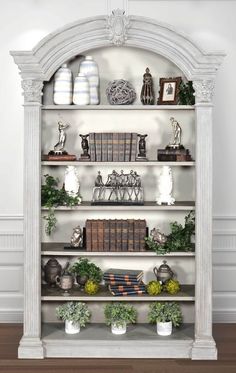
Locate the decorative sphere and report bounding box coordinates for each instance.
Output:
[165,279,181,294]
[146,280,162,296]
[106,79,136,105]
[84,280,100,295]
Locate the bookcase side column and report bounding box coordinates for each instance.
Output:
[18,79,44,359]
[191,80,217,360]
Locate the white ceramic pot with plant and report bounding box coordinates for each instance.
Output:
[56,301,91,334]
[104,302,137,335]
[148,302,182,336]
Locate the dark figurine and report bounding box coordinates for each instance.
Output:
[136,134,148,160]
[79,134,90,161]
[140,68,154,105]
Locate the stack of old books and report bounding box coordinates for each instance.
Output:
[104,268,146,296]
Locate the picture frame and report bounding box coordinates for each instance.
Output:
[157,77,182,105]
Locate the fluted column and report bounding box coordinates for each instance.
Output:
[18,79,44,359]
[191,80,217,360]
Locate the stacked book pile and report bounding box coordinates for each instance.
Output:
[89,132,138,161]
[104,268,146,296]
[86,219,147,252]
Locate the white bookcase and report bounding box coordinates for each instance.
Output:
[11,10,224,359]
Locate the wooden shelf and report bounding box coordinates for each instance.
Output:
[41,284,195,301]
[42,105,195,111]
[41,201,195,211]
[41,242,195,257]
[42,323,194,358]
[42,160,195,167]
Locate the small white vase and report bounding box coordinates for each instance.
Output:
[65,320,80,334]
[73,73,90,105]
[64,166,80,198]
[79,56,100,105]
[156,166,175,205]
[156,321,172,336]
[111,323,127,335]
[54,63,73,105]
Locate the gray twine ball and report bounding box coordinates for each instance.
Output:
[106,79,136,105]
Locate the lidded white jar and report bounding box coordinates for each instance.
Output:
[73,73,90,105]
[79,56,100,105]
[53,63,73,105]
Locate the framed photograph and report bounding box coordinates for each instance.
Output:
[158,77,182,105]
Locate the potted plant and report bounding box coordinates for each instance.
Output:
[70,258,102,291]
[104,303,137,335]
[56,301,91,334]
[148,302,182,336]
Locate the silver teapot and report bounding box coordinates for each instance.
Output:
[153,260,174,284]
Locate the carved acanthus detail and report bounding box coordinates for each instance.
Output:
[22,80,43,103]
[193,80,215,103]
[107,9,130,46]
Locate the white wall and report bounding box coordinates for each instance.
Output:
[0,0,235,322]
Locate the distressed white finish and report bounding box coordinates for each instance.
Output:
[10,11,224,359]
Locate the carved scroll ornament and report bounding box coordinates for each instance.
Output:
[193,80,215,103]
[107,9,130,46]
[22,79,43,103]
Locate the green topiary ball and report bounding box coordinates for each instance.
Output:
[165,279,181,294]
[146,280,162,296]
[84,280,100,295]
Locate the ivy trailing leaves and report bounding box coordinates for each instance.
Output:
[41,174,82,235]
[178,81,195,106]
[145,211,195,255]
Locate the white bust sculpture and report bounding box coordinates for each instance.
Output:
[156,166,175,205]
[64,166,80,198]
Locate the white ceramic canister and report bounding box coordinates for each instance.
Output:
[65,320,80,334]
[53,63,73,105]
[111,323,127,335]
[156,321,172,336]
[79,56,100,105]
[73,73,90,105]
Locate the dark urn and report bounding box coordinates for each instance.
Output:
[76,275,89,290]
[43,258,62,287]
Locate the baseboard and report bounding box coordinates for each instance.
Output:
[213,310,236,323]
[0,310,23,323]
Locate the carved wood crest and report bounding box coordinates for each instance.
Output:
[107,9,130,46]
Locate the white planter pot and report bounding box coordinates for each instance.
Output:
[111,323,127,335]
[65,320,80,334]
[73,73,90,105]
[54,63,73,105]
[156,321,172,336]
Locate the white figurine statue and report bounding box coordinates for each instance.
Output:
[64,166,80,198]
[156,166,175,205]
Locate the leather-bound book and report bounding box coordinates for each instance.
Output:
[112,133,119,161]
[107,133,113,162]
[128,219,134,251]
[95,133,102,161]
[102,133,108,162]
[109,219,116,251]
[121,219,128,251]
[86,219,92,251]
[91,220,98,251]
[104,220,110,251]
[125,133,132,161]
[139,219,147,251]
[118,133,125,162]
[89,133,96,162]
[130,133,138,161]
[116,220,122,252]
[97,219,104,251]
[134,219,140,251]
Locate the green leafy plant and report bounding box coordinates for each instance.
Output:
[70,258,103,283]
[104,302,137,328]
[145,211,195,255]
[148,302,182,327]
[41,174,82,235]
[178,81,195,105]
[56,301,91,326]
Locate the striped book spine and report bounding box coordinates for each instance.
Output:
[107,133,113,162]
[95,133,102,161]
[89,133,96,161]
[125,133,132,161]
[101,133,108,162]
[130,133,138,161]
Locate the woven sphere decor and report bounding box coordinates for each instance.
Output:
[106,79,136,105]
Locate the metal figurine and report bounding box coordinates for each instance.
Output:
[136,134,148,160]
[54,121,69,154]
[92,170,144,205]
[169,117,182,148]
[79,134,90,160]
[140,67,154,105]
[70,225,83,248]
[150,227,167,245]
